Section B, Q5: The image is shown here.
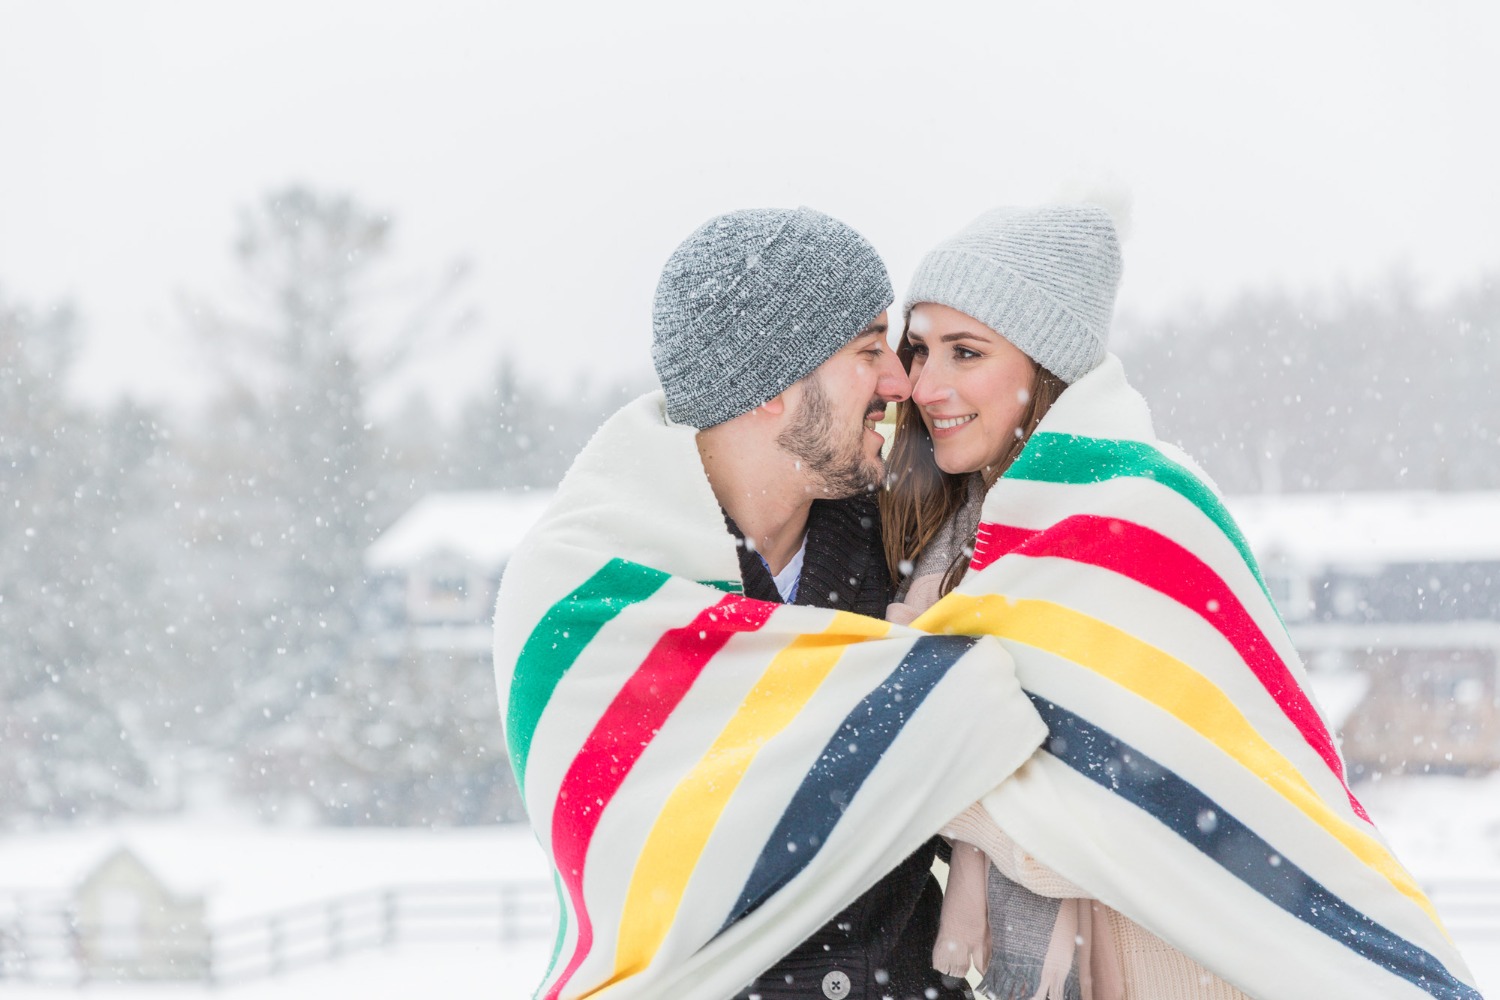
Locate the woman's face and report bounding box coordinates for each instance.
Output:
[906,303,1036,476]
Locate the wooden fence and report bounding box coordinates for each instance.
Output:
[1427,877,1500,939]
[5,877,1496,985]
[0,880,554,986]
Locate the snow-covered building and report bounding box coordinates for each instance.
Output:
[1228,491,1500,776]
[361,488,1498,775]
[364,491,554,656]
[73,847,209,982]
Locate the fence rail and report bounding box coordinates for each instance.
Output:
[1427,877,1500,937]
[7,876,1496,985]
[0,880,555,986]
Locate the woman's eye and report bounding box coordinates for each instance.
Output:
[954,347,979,360]
[909,343,928,357]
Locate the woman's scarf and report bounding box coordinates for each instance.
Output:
[492,391,1048,1000]
[894,479,1124,1000]
[916,355,1482,999]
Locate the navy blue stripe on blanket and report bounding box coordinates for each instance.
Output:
[1033,697,1480,1000]
[720,635,979,931]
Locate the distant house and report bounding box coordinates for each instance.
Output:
[361,489,1498,775]
[364,491,554,656]
[1228,491,1500,776]
[73,847,208,982]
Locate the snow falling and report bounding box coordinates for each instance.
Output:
[3,3,1500,992]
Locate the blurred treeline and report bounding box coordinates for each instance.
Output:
[0,187,643,830]
[1123,275,1500,494]
[1,187,1496,830]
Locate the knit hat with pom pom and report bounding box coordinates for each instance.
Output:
[903,204,1122,384]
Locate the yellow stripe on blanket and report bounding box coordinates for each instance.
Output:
[918,593,1442,933]
[611,611,892,982]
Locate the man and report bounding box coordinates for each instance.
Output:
[493,208,1045,1000]
[652,208,962,1000]
[658,208,908,615]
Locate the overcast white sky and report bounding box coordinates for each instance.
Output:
[2,0,1497,415]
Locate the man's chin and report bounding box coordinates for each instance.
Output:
[850,456,885,495]
[813,457,883,499]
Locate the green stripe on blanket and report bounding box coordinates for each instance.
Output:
[506,558,669,793]
[1008,431,1277,610]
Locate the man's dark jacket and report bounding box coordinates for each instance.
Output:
[729,494,967,1000]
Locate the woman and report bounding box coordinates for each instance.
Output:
[880,205,1259,999]
[879,205,1483,1000]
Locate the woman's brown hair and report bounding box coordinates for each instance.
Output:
[880,325,1067,598]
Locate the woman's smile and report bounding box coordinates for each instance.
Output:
[929,413,976,432]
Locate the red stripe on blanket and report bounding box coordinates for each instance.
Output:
[971,520,1032,571]
[545,594,777,1000]
[972,515,1370,824]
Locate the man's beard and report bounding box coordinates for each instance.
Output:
[776,374,882,498]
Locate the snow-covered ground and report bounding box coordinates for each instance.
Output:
[1,774,1496,998]
[1361,774,1500,996]
[0,821,554,998]
[0,944,553,999]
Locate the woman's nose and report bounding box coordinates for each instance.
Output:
[910,362,951,406]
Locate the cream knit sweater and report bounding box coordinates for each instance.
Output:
[945,805,1249,1000]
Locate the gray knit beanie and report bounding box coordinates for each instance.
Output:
[903,204,1122,384]
[652,207,894,428]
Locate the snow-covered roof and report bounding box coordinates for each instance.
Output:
[365,491,554,571]
[1225,491,1500,567]
[76,845,201,900]
[1302,671,1372,730]
[364,489,1500,572]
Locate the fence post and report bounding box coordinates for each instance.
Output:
[6,916,28,983]
[327,900,341,960]
[383,890,398,949]
[499,886,516,944]
[268,916,282,976]
[69,915,85,987]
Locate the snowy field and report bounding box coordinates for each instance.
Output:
[0,943,553,999]
[0,823,554,998]
[1360,775,1500,996]
[2,774,1497,998]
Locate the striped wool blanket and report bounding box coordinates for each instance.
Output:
[493,391,1048,1000]
[919,354,1482,999]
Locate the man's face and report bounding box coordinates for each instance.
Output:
[776,312,911,497]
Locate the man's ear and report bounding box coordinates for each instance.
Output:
[756,391,788,417]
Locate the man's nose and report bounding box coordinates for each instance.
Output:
[876,349,911,402]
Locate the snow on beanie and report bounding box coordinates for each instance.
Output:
[903,204,1122,384]
[652,207,893,429]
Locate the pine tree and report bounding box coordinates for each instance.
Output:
[0,292,176,824]
[181,188,394,817]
